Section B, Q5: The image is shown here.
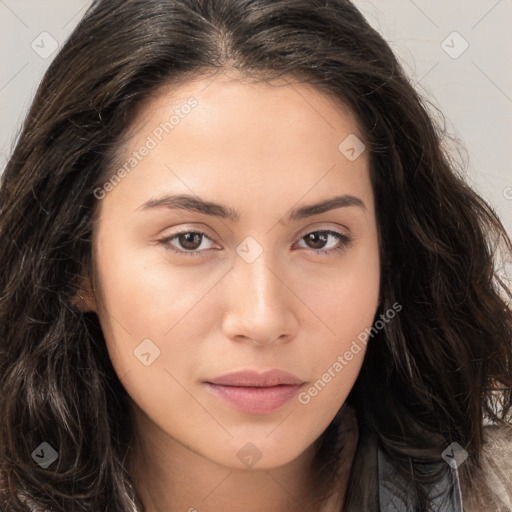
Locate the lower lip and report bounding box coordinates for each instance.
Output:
[205,383,304,414]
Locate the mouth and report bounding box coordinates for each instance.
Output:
[204,382,304,414]
[204,369,306,414]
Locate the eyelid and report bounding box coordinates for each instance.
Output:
[295,223,350,239]
[161,222,351,241]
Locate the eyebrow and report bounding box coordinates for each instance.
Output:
[135,193,367,222]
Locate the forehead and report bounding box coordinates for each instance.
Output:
[99,72,373,220]
[130,72,364,146]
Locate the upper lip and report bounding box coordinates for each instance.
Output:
[206,369,305,387]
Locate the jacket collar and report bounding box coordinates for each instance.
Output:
[378,444,464,511]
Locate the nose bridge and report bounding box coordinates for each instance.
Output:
[236,245,284,317]
[222,241,295,344]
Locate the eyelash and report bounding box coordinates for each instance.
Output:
[158,229,352,257]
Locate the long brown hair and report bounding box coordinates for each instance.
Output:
[1,0,511,510]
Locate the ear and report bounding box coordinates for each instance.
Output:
[72,276,97,313]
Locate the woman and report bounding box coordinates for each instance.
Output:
[1,0,511,510]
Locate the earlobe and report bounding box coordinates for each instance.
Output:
[73,277,97,312]
[75,292,96,312]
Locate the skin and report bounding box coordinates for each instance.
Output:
[78,71,381,512]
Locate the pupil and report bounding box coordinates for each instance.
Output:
[308,232,327,249]
[181,233,201,250]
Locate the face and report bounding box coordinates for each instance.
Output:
[86,72,380,471]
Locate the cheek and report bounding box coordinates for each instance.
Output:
[92,233,197,372]
[299,246,380,342]
[296,271,378,428]
[93,251,213,430]
[96,237,204,332]
[296,246,379,392]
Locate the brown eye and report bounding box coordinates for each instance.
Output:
[176,232,203,251]
[296,230,352,255]
[159,230,215,256]
[303,232,329,250]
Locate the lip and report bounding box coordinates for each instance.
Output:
[204,370,305,414]
[208,369,304,387]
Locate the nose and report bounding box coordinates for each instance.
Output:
[221,251,298,346]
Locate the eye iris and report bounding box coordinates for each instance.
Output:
[306,232,328,250]
[179,232,202,250]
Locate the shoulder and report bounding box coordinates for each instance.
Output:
[460,423,512,512]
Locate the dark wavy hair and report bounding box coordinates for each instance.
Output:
[1,0,511,510]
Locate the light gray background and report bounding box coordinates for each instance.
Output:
[1,0,511,234]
